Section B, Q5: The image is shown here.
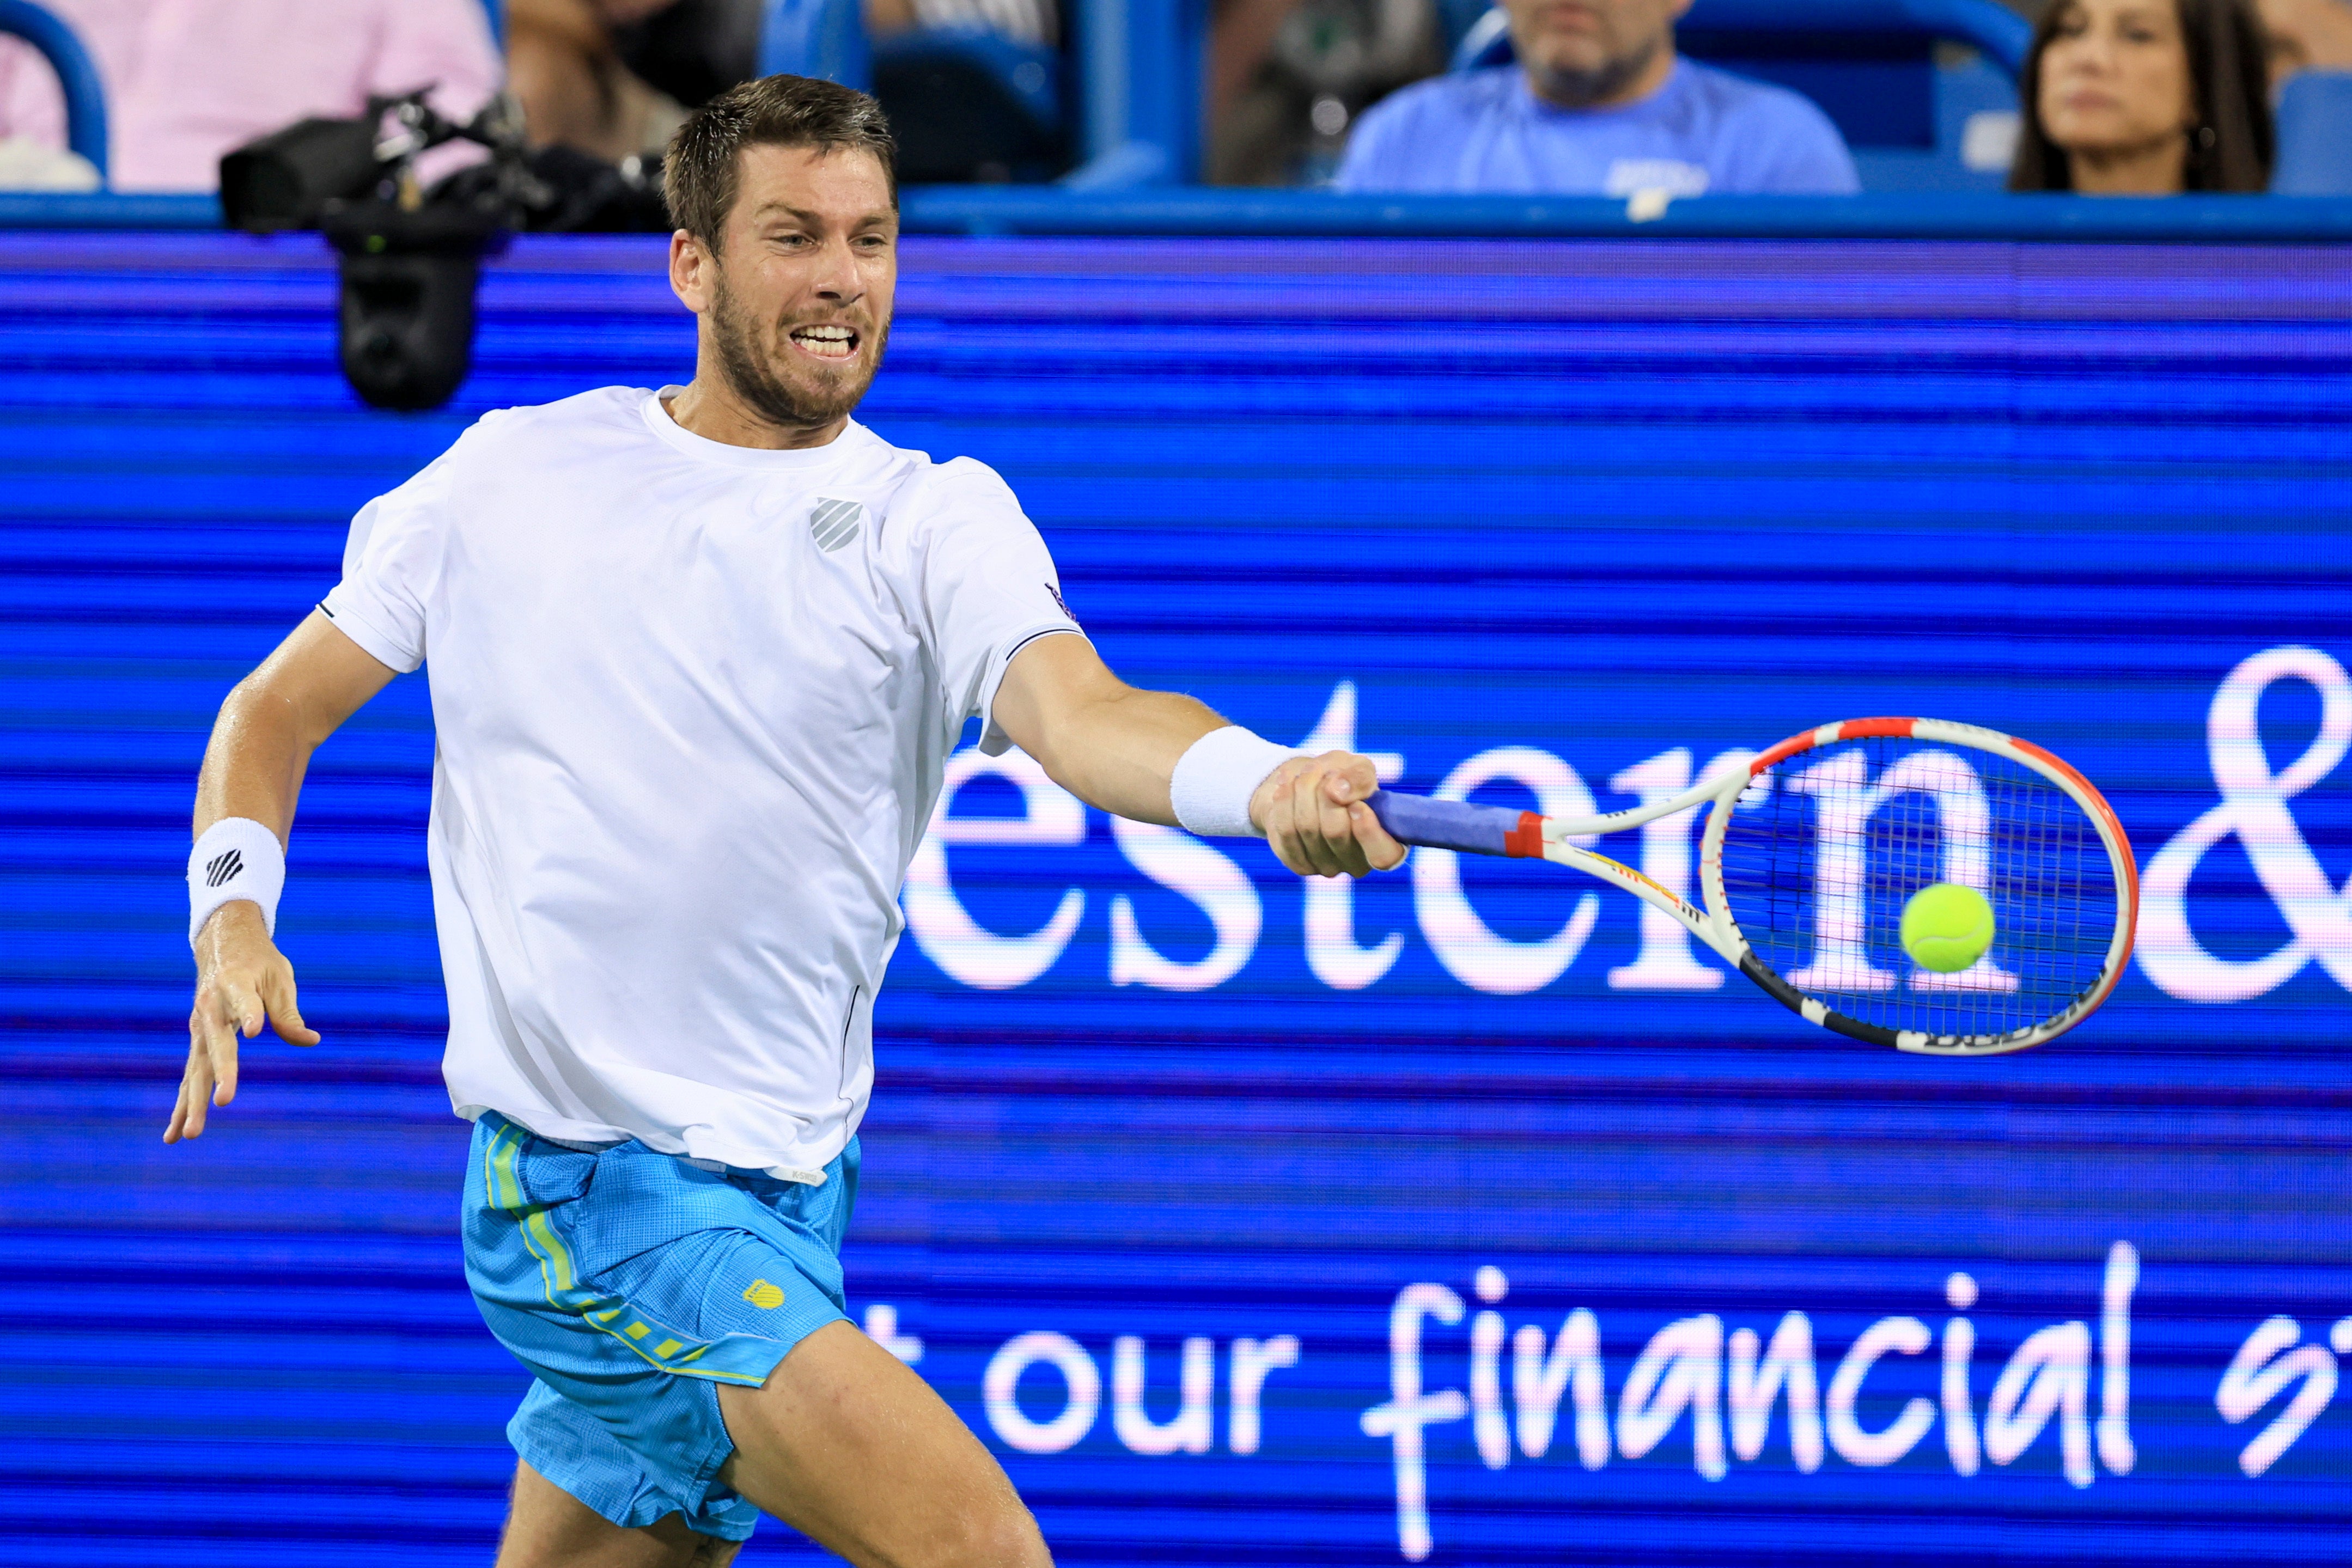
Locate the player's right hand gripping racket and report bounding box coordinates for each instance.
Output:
[1364,718,2138,1054]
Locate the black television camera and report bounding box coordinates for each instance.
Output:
[219,91,668,411]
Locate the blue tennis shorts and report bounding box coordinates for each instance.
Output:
[462,1111,857,1541]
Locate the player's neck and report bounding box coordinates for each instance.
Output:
[665,379,849,451]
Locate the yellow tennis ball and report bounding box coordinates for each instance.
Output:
[1901,882,1995,973]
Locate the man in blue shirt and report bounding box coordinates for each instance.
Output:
[1335,0,1860,195]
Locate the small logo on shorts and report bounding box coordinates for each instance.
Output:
[742,1279,785,1309]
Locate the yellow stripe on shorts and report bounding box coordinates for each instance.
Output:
[480,1120,772,1384]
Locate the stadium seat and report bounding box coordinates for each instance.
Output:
[873,27,1065,182]
[1433,0,1497,56]
[761,0,874,87]
[1449,0,2031,192]
[0,0,108,180]
[762,0,1068,182]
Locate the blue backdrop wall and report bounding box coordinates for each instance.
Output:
[3,231,2348,1567]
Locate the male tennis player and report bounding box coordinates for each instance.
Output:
[167,74,1402,1568]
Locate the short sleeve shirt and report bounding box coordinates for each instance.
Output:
[322,387,1081,1179]
[1335,60,1861,197]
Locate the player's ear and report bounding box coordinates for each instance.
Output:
[669,229,713,314]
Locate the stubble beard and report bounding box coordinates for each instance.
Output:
[1527,32,1662,109]
[708,268,888,432]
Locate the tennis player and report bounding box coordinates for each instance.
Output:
[167,75,1402,1568]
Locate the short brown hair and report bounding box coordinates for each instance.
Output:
[663,74,898,247]
[2010,0,2275,193]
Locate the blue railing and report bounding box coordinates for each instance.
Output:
[899,188,2352,238]
[1067,0,1199,185]
[10,188,2352,240]
[0,0,107,180]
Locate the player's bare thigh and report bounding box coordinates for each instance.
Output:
[717,1320,1052,1568]
[496,1461,742,1568]
[497,1322,1048,1568]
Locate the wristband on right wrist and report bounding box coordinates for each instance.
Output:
[188,817,285,949]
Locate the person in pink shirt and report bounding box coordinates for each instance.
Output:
[0,0,500,190]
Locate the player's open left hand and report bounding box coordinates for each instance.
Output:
[168,901,318,1143]
[1251,751,1408,878]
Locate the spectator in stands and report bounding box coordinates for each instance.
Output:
[2009,0,2274,193]
[0,0,499,190]
[1332,0,1858,195]
[508,0,775,163]
[511,0,698,162]
[867,0,1055,43]
[2260,0,2352,191]
[2264,0,2352,76]
[1210,0,1440,185]
[510,0,1057,166]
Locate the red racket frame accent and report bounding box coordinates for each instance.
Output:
[1748,717,1918,774]
[1504,812,1546,859]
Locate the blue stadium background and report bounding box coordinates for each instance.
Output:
[3,230,2349,1565]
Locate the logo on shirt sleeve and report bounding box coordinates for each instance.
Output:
[1045,582,1078,624]
[808,499,864,554]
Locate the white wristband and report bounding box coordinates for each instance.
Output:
[188,817,285,949]
[1171,726,1304,838]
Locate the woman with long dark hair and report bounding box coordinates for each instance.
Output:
[2010,0,2276,192]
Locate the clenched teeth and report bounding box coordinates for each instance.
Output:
[790,325,858,360]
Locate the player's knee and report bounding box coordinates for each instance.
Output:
[937,1502,1050,1568]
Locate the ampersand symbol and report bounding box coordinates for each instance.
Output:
[2138,645,2352,1002]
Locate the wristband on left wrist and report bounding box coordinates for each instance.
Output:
[1171,726,1305,838]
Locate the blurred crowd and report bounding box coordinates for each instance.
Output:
[1325,0,2351,195]
[0,0,2346,198]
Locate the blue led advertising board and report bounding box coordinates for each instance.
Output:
[2,232,2348,1566]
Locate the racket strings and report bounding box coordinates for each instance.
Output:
[1716,739,2118,1041]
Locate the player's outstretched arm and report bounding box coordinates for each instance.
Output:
[169,612,397,1144]
[992,634,1405,878]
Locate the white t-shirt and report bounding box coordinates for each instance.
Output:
[321,387,1082,1181]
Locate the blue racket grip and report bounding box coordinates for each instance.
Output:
[1362,789,1534,857]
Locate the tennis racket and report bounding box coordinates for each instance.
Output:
[1363,718,2138,1055]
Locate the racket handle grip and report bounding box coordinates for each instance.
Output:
[1362,789,1526,857]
